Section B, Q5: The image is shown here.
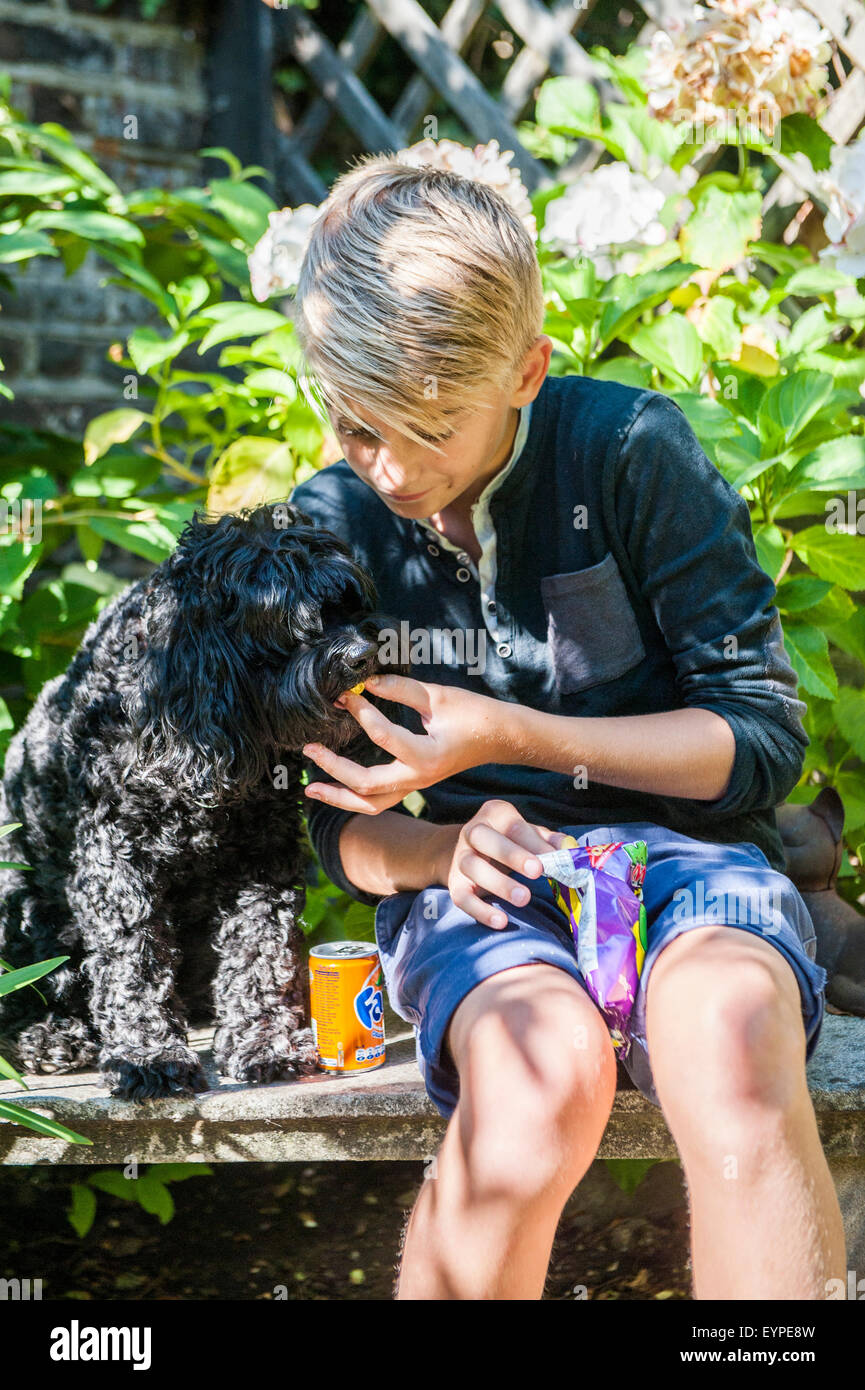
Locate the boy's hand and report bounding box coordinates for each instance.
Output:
[434,800,568,930]
[303,674,511,815]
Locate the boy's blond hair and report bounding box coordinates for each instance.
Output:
[291,152,544,454]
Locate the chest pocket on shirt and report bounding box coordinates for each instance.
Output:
[540,551,646,695]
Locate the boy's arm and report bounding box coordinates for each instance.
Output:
[597,391,807,814]
[303,784,451,903]
[483,392,805,810]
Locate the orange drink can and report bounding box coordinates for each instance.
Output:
[308,942,386,1071]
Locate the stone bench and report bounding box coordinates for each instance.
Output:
[2,1008,865,1266]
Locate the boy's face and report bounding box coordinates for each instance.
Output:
[327,336,552,519]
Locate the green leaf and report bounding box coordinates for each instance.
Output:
[783,623,838,700]
[604,1158,660,1195]
[241,368,298,399]
[692,294,740,358]
[756,371,834,454]
[21,122,120,198]
[0,228,58,264]
[0,1053,26,1086]
[628,313,702,388]
[752,523,786,581]
[171,275,211,321]
[824,608,865,668]
[679,186,762,273]
[0,538,43,599]
[535,76,602,136]
[83,409,149,465]
[835,687,865,762]
[70,450,162,499]
[199,146,244,176]
[87,1170,140,1198]
[597,262,700,350]
[95,248,178,319]
[776,576,833,613]
[146,1162,212,1183]
[68,1183,98,1237]
[210,178,277,247]
[781,435,865,497]
[777,113,834,172]
[0,169,78,197]
[207,437,295,513]
[198,234,252,288]
[0,1101,92,1144]
[26,209,144,246]
[134,1174,175,1223]
[748,240,811,276]
[783,304,835,358]
[87,515,178,563]
[782,265,853,299]
[197,305,287,355]
[834,772,865,836]
[127,327,190,376]
[791,525,865,590]
[0,956,69,997]
[342,901,376,941]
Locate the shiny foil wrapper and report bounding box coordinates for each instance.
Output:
[538,838,648,1058]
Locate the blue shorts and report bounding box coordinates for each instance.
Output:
[373,821,828,1119]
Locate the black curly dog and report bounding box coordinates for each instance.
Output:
[0,502,395,1101]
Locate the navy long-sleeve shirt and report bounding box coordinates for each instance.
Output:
[291,373,808,903]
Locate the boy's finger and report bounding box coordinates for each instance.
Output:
[456,851,530,907]
[452,884,510,931]
[465,822,543,878]
[333,692,420,759]
[363,673,432,717]
[303,781,396,815]
[302,742,403,793]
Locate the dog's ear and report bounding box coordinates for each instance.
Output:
[120,581,269,800]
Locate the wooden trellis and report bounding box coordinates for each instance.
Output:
[209,0,865,237]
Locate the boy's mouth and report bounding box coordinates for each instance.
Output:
[379,487,430,502]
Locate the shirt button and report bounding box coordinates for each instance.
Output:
[487,600,497,613]
[426,543,440,556]
[497,642,512,658]
[456,567,471,583]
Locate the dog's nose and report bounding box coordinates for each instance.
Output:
[344,638,378,670]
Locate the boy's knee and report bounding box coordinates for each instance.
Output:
[446,965,616,1200]
[649,939,807,1119]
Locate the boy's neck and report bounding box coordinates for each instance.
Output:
[426,405,520,559]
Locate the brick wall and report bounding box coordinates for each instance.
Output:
[1,0,210,433]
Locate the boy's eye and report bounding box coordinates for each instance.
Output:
[415,427,454,445]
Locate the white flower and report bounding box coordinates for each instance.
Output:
[645,0,833,139]
[395,137,537,239]
[248,204,323,302]
[815,135,865,279]
[540,161,669,275]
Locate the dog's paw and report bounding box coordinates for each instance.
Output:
[287,1026,320,1076]
[217,1027,321,1084]
[105,1054,209,1102]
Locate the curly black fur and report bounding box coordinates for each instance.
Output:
[0,502,397,1101]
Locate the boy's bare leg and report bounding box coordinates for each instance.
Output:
[646,926,846,1300]
[395,963,617,1300]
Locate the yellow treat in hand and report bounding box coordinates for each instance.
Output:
[348,682,365,695]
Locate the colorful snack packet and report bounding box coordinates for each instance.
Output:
[538,837,648,1059]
